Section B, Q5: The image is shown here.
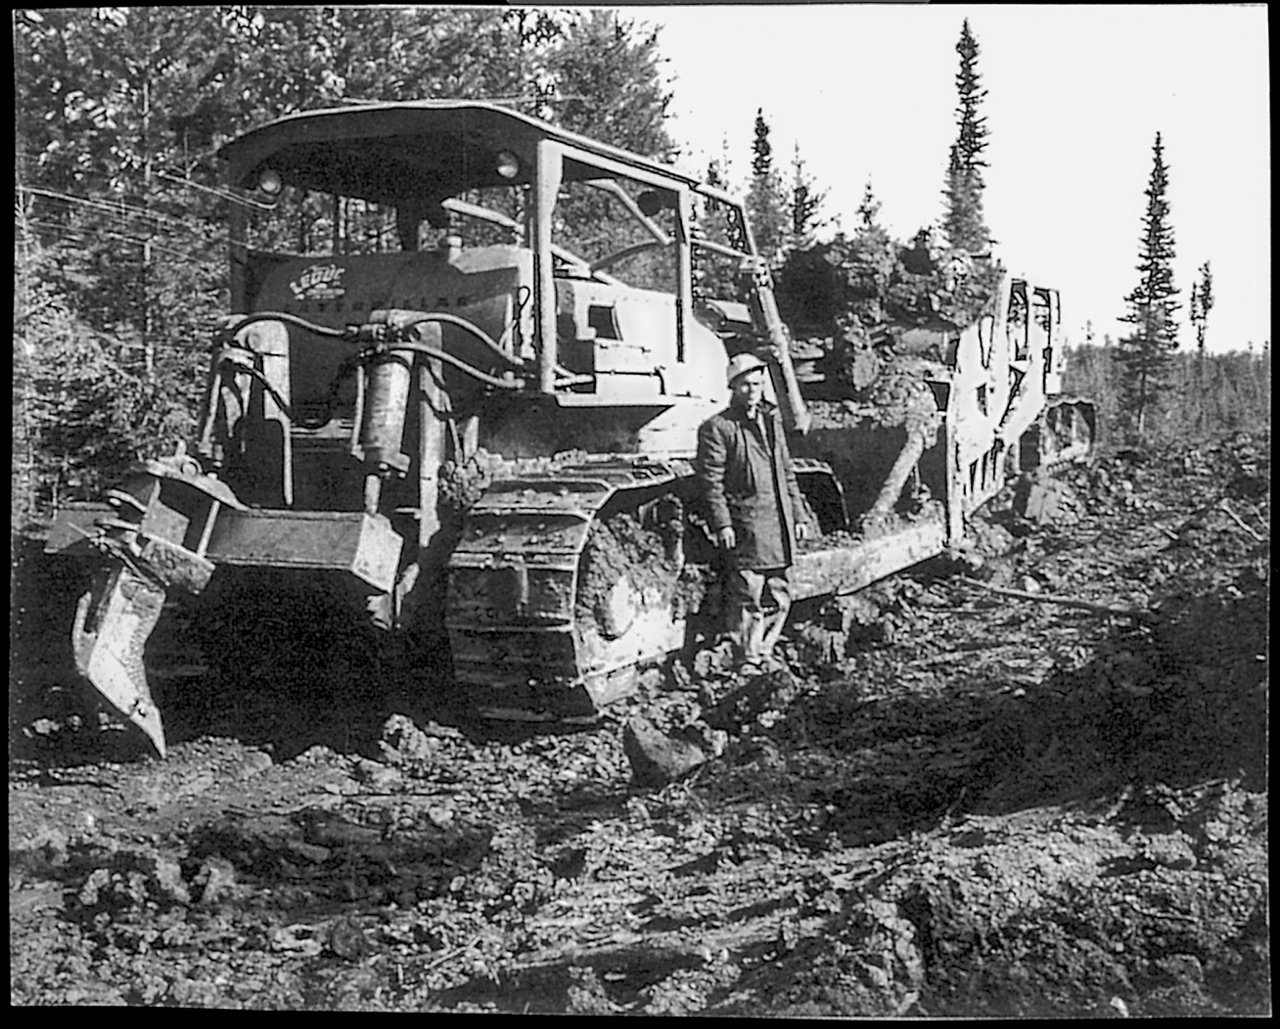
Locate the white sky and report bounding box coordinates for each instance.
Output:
[629,3,1270,353]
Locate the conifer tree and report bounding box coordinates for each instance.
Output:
[1189,260,1214,360]
[1116,132,1180,437]
[857,180,883,231]
[789,144,827,247]
[691,154,742,302]
[746,108,788,266]
[942,19,991,253]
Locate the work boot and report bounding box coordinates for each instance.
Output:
[733,609,768,671]
[759,606,789,661]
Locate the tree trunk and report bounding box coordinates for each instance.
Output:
[140,13,155,387]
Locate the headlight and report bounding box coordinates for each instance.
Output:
[495,151,520,180]
[258,168,282,195]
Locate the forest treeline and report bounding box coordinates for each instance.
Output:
[1065,343,1271,448]
[12,6,674,524]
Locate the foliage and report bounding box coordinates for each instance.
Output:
[1189,260,1214,360]
[1063,344,1270,447]
[692,156,746,303]
[942,19,991,253]
[790,144,828,246]
[14,214,155,521]
[1116,133,1181,437]
[746,109,790,267]
[12,6,679,523]
[545,10,676,158]
[775,210,1003,398]
[539,10,680,291]
[776,224,1004,343]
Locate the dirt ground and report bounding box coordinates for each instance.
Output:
[9,431,1270,1015]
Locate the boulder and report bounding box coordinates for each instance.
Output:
[623,717,709,787]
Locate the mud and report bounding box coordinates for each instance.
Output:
[575,511,679,634]
[9,431,1270,1014]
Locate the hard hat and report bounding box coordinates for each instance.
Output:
[726,351,767,386]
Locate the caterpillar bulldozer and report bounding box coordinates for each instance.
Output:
[45,101,1095,756]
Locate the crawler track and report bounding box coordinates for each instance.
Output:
[446,458,696,718]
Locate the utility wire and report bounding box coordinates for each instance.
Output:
[17,184,187,229]
[154,170,279,211]
[25,218,214,262]
[18,197,225,253]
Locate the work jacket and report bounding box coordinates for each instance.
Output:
[696,401,804,570]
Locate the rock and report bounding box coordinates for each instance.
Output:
[234,750,274,779]
[327,915,371,961]
[77,867,113,908]
[1142,832,1197,871]
[1016,478,1065,524]
[351,756,401,789]
[623,717,709,787]
[192,855,238,906]
[379,713,439,766]
[426,804,455,828]
[270,924,323,956]
[142,852,192,905]
[24,826,70,869]
[293,744,340,765]
[692,638,737,678]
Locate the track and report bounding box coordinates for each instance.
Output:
[445,457,698,719]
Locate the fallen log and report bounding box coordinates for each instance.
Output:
[957,576,1156,623]
[1218,499,1264,542]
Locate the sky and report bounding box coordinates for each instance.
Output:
[630,3,1270,353]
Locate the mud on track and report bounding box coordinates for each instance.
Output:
[9,432,1270,1014]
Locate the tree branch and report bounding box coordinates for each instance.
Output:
[957,576,1156,623]
[1218,498,1263,542]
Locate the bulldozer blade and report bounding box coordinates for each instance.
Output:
[71,563,168,757]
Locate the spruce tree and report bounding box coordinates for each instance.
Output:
[789,143,827,247]
[1189,260,1214,360]
[857,180,883,231]
[942,18,991,253]
[746,108,788,266]
[1116,132,1180,437]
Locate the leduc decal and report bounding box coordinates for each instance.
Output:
[289,263,347,300]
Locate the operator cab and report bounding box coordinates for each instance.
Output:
[220,101,753,410]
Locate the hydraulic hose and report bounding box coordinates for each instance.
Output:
[222,311,348,339]
[226,310,523,372]
[212,309,537,446]
[209,352,343,430]
[358,338,523,391]
[391,312,522,369]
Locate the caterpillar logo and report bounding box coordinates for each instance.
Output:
[289,263,346,300]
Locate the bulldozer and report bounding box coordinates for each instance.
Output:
[44,101,1095,756]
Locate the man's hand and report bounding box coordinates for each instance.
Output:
[715,526,736,549]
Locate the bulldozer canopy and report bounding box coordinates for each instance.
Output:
[219,101,701,205]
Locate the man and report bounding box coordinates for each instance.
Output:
[696,351,808,671]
